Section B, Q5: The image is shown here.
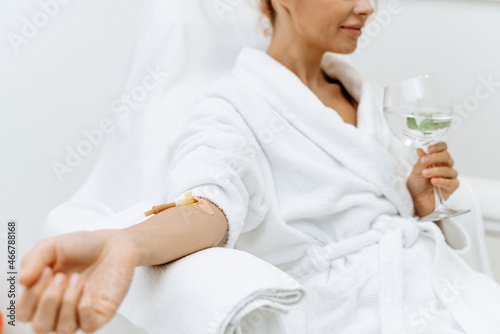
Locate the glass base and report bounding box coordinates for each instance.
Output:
[417,207,471,222]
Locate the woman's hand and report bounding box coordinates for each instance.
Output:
[407,141,460,218]
[18,230,139,334]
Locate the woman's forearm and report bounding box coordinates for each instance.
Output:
[118,200,228,267]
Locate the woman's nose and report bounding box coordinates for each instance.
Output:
[354,0,376,17]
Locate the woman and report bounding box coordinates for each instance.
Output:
[18,0,500,333]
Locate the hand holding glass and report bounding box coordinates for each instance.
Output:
[383,74,470,222]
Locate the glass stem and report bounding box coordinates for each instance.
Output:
[433,185,447,211]
[424,144,448,212]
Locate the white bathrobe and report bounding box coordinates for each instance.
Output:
[164,47,500,333]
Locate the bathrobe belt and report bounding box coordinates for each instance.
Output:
[285,215,422,334]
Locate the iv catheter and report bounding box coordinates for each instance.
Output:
[144,191,199,217]
[129,191,215,225]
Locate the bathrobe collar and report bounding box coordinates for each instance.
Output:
[232,47,414,217]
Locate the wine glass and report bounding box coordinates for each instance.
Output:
[383,74,471,222]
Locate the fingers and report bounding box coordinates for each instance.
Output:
[78,283,111,333]
[412,148,427,175]
[422,167,458,180]
[18,267,54,322]
[56,274,85,334]
[31,272,68,334]
[428,141,447,154]
[420,150,454,168]
[430,177,460,192]
[20,238,56,287]
[416,148,426,158]
[78,284,98,333]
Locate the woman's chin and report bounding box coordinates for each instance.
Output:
[328,43,357,55]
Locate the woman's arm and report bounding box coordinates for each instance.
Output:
[122,199,228,267]
[18,200,228,334]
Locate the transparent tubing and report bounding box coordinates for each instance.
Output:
[417,145,471,222]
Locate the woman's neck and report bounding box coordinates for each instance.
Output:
[266,30,326,92]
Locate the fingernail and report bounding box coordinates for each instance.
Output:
[53,273,65,286]
[421,157,430,164]
[428,146,435,153]
[69,274,80,288]
[42,267,51,279]
[422,169,431,177]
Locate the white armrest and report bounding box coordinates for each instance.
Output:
[445,176,493,275]
[466,176,500,224]
[119,247,305,334]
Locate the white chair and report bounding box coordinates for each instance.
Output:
[463,177,500,276]
[448,176,494,275]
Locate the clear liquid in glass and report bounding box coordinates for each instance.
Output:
[383,107,453,147]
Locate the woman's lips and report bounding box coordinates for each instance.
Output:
[341,27,362,37]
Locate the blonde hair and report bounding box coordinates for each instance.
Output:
[260,0,276,35]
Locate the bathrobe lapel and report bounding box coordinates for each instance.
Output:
[232,47,414,217]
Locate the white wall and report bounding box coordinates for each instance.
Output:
[0,0,146,263]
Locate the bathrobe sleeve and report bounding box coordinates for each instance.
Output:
[164,96,269,249]
[435,218,471,254]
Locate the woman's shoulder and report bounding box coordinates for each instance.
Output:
[194,47,271,106]
[182,75,255,135]
[197,73,250,104]
[189,69,260,117]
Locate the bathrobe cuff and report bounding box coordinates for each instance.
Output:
[435,218,471,255]
[171,184,244,249]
